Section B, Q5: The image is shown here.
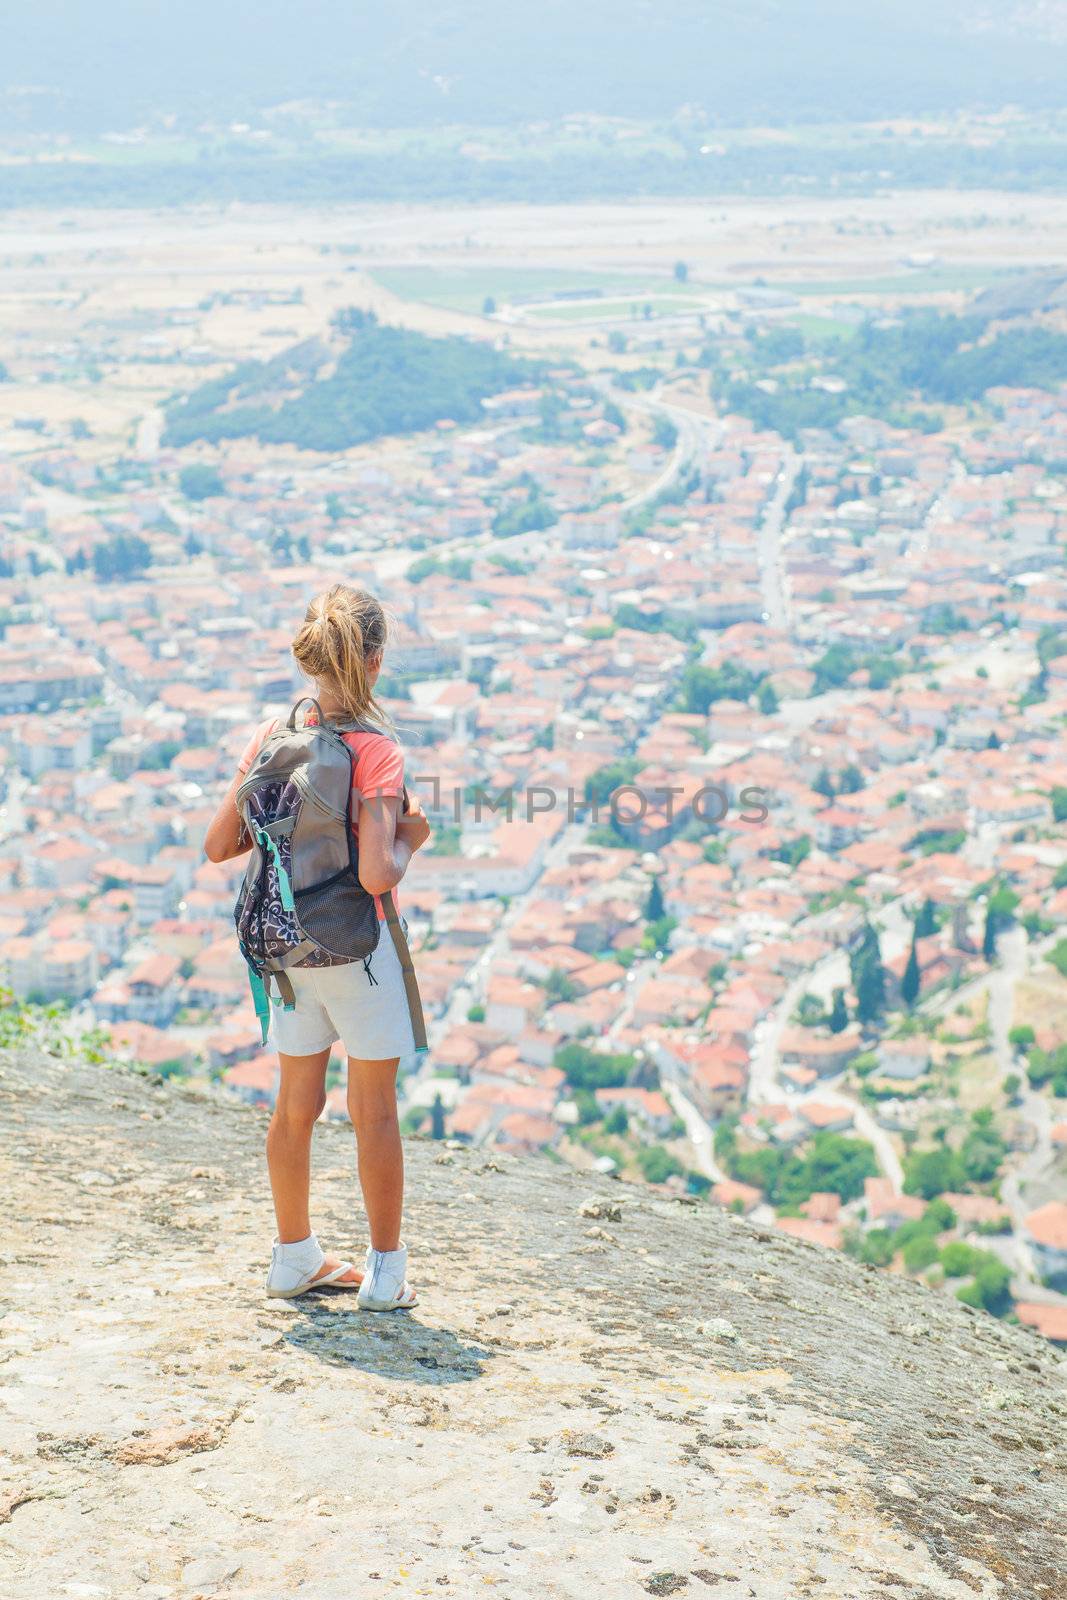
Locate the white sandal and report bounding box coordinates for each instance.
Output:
[357,1243,418,1312]
[265,1233,361,1299]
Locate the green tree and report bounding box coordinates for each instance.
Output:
[795,993,826,1027]
[538,390,565,440]
[603,400,627,433]
[915,897,937,938]
[573,1088,601,1125]
[838,764,864,794]
[492,484,557,539]
[757,679,780,715]
[813,766,835,798]
[956,1259,1012,1317]
[960,1108,1006,1183]
[786,1132,878,1204]
[988,883,1020,922]
[678,661,760,714]
[554,1042,635,1092]
[828,988,849,1035]
[850,924,885,1025]
[544,967,579,1004]
[584,758,640,807]
[637,1145,683,1185]
[1027,1040,1067,1095]
[901,937,921,1008]
[92,534,152,583]
[982,903,997,962]
[923,1197,956,1231]
[643,915,677,954]
[430,1093,446,1140]
[940,1240,983,1278]
[645,877,665,922]
[902,1234,939,1273]
[903,1145,965,1200]
[652,414,678,450]
[178,463,225,500]
[851,1228,896,1267]
[1052,786,1067,824]
[812,643,858,692]
[772,834,810,869]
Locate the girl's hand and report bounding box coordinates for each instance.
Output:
[395,794,431,855]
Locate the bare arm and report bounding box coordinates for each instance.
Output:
[358,793,431,896]
[203,769,252,864]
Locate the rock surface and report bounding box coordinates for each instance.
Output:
[1,1047,1064,1599]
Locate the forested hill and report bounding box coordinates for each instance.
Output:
[4,0,1067,135]
[162,313,537,453]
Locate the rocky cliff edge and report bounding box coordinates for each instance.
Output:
[1,1048,1064,1600]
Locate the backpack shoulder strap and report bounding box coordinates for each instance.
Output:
[330,716,397,741]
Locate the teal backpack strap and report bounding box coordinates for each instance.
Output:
[253,826,296,913]
[247,965,271,1046]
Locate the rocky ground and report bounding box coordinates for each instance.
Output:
[1,1046,1064,1600]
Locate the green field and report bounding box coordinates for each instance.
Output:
[371,263,1016,322]
[369,265,703,316]
[525,294,714,323]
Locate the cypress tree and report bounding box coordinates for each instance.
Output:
[850,924,886,1025]
[901,938,921,1007]
[982,904,997,962]
[828,987,848,1034]
[430,1093,446,1141]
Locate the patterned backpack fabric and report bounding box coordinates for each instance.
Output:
[233,696,427,1051]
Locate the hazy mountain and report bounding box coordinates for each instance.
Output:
[3,1,1067,135]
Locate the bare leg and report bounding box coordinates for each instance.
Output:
[347,1057,403,1253]
[268,1049,359,1284]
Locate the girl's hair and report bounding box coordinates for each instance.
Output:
[291,584,392,727]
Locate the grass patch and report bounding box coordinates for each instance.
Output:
[370,265,703,316]
[1014,971,1067,1036]
[788,314,860,343]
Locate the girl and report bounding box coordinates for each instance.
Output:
[204,584,431,1311]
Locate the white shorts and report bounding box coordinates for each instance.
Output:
[269,930,418,1061]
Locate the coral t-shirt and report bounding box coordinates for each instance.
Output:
[236,717,405,920]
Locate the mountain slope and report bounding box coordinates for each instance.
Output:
[4,1,1067,134]
[3,1046,1064,1596]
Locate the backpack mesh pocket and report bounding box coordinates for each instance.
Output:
[294,870,380,961]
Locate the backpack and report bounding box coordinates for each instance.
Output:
[233,696,426,1051]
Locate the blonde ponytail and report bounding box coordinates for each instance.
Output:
[291,584,392,728]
